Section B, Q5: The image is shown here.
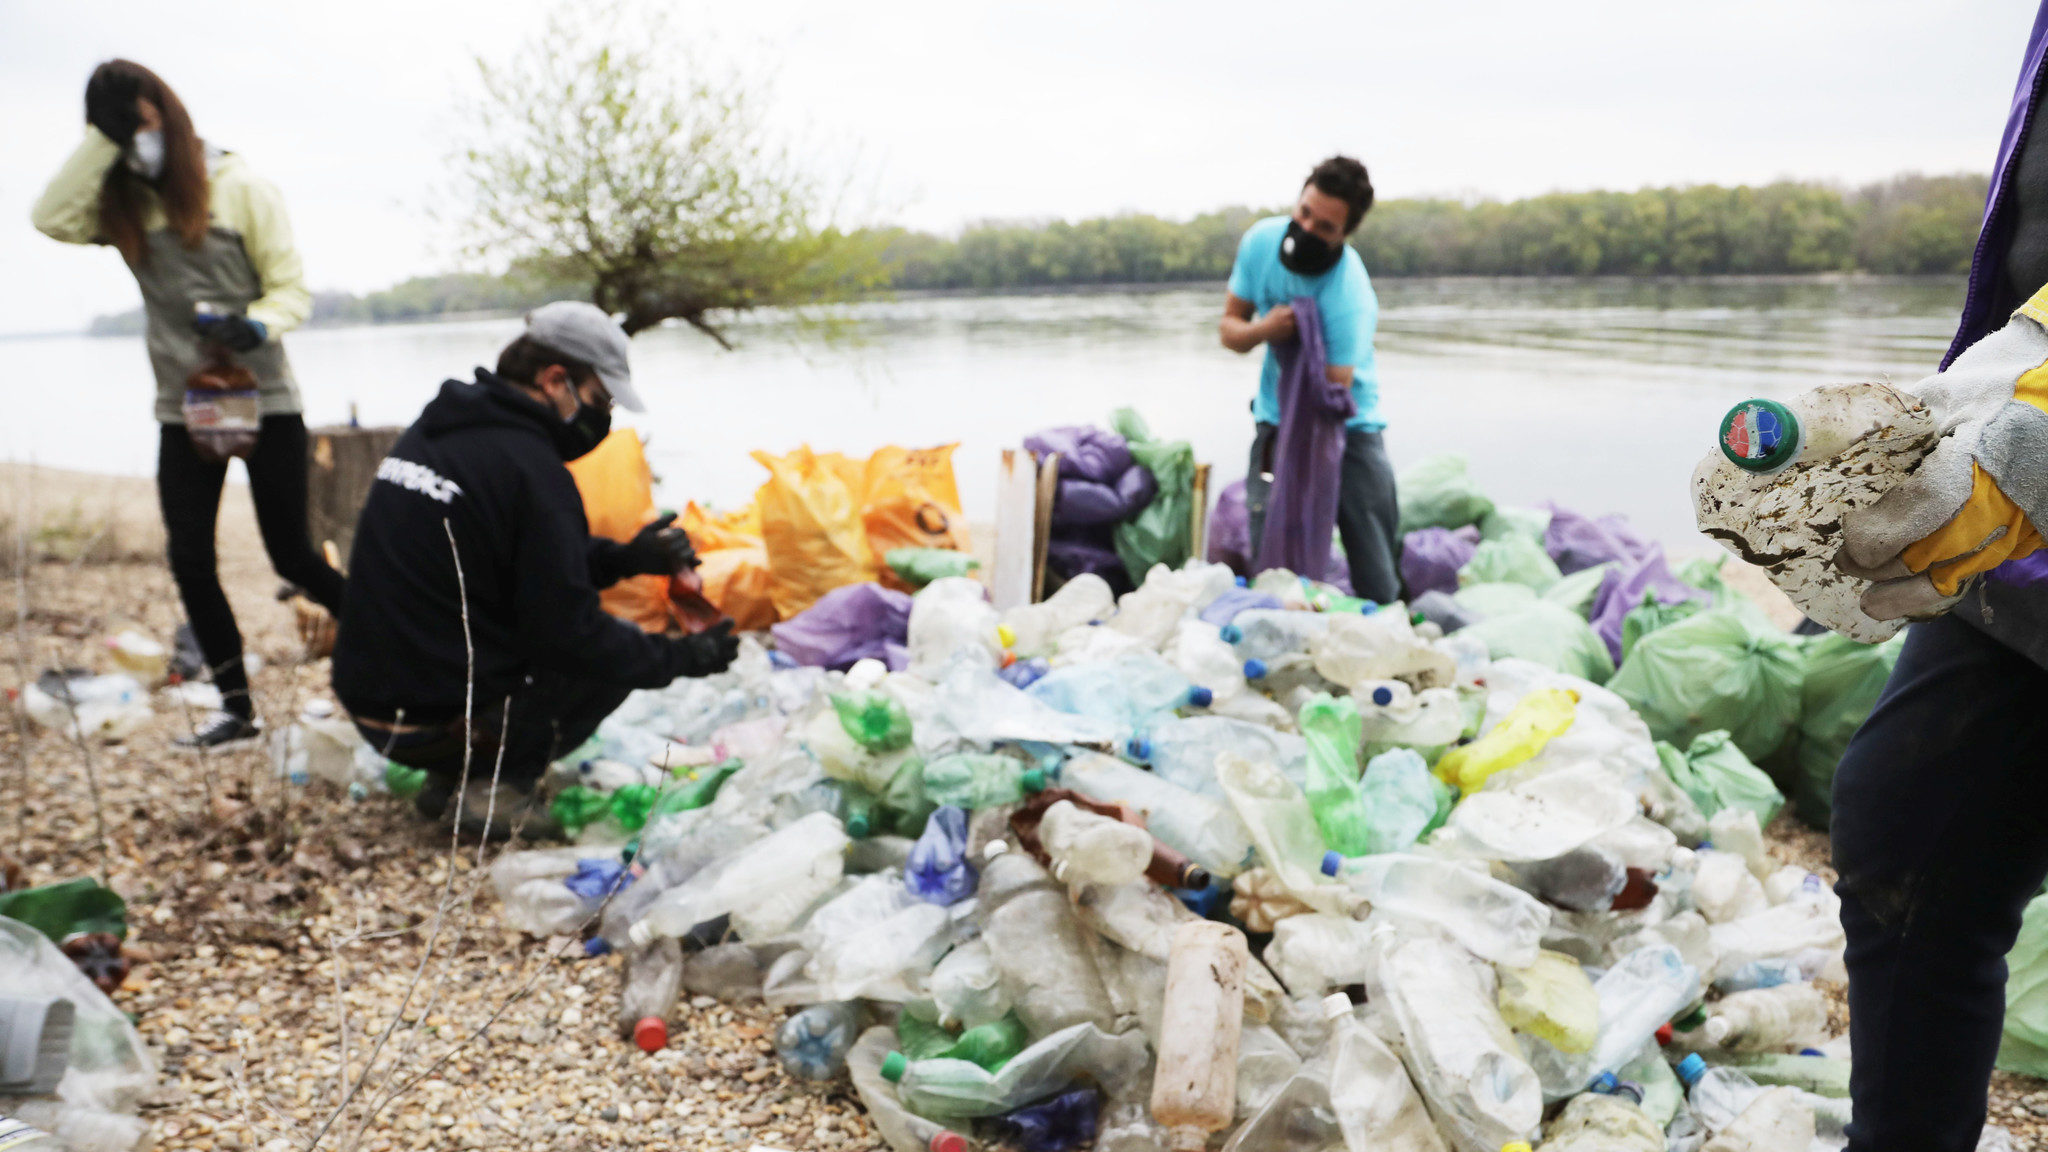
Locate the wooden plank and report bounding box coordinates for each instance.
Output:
[1032,451,1061,603]
[305,425,403,565]
[989,448,1038,611]
[1189,462,1212,565]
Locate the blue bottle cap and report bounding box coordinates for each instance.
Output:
[1321,850,1342,877]
[1175,883,1229,918]
[1590,1071,1619,1094]
[582,937,613,958]
[1371,685,1394,706]
[1243,659,1268,680]
[1187,686,1214,708]
[1126,737,1150,761]
[1235,575,1248,587]
[1799,1047,1825,1058]
[1360,600,1379,614]
[1676,1053,1707,1087]
[1220,624,1243,644]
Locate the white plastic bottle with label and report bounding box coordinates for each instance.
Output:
[1693,384,1939,642]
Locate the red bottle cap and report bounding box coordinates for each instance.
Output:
[633,1016,668,1053]
[928,1133,968,1152]
[1654,1023,1673,1046]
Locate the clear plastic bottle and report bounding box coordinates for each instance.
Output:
[616,936,682,1049]
[1526,945,1699,1101]
[1127,714,1307,799]
[975,846,1118,1035]
[1536,1090,1663,1152]
[1367,931,1542,1152]
[1219,1064,1341,1152]
[801,874,955,1003]
[1059,753,1256,880]
[1700,983,1829,1052]
[928,938,1013,1030]
[1002,573,1117,658]
[1358,683,1468,762]
[1216,753,1348,905]
[906,805,977,905]
[1110,563,1239,649]
[1222,608,1335,661]
[1351,748,1454,856]
[1494,950,1599,1055]
[1027,651,1200,735]
[1309,611,1455,690]
[777,1001,868,1080]
[1040,800,1153,887]
[909,576,1003,673]
[1263,913,1377,997]
[1693,850,1771,925]
[844,1026,974,1152]
[1676,1054,1765,1131]
[1510,844,1628,912]
[1234,1023,1305,1116]
[1698,1085,1816,1152]
[1150,921,1248,1151]
[1321,992,1448,1152]
[1323,854,1551,967]
[626,811,848,944]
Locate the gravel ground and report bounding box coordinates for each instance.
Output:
[2,467,2041,1150]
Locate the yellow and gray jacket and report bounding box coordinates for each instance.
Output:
[30,127,311,423]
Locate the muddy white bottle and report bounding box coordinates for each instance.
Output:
[1150,920,1248,1150]
[1040,799,1154,887]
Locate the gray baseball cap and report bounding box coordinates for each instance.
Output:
[522,301,644,412]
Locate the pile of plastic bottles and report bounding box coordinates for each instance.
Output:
[491,565,1859,1152]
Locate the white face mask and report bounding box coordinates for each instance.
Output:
[125,130,164,180]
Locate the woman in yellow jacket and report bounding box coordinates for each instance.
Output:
[32,60,344,751]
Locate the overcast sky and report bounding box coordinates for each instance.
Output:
[0,0,2035,335]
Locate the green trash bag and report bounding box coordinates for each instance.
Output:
[1543,562,1616,619]
[1398,454,1495,536]
[0,877,128,943]
[1459,535,1562,592]
[1608,609,1803,763]
[832,691,914,753]
[1621,592,1708,663]
[1110,408,1196,582]
[2001,890,2048,1077]
[1771,632,1904,827]
[1459,600,1616,684]
[886,547,980,588]
[1480,504,1552,545]
[1453,581,1540,620]
[1658,731,1784,827]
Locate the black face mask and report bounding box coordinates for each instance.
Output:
[550,393,612,461]
[1278,219,1344,277]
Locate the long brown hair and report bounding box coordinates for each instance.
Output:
[84,60,209,264]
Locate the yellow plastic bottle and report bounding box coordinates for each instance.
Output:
[1495,949,1600,1054]
[1433,688,1579,795]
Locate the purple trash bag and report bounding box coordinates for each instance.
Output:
[1590,545,1710,663]
[1053,465,1158,528]
[1254,296,1348,582]
[1025,426,1133,484]
[1401,526,1481,599]
[769,582,914,671]
[1543,502,1655,575]
[1208,480,1252,574]
[1046,531,1133,594]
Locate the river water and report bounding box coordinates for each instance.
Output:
[3,276,1964,553]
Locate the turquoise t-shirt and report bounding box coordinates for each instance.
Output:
[1226,214,1383,432]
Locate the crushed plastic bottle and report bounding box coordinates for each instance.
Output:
[1367,930,1541,1152]
[777,1001,868,1080]
[1433,688,1577,796]
[844,1026,974,1152]
[1310,610,1455,691]
[1150,921,1248,1151]
[1700,983,1829,1052]
[1321,992,1449,1152]
[1698,1085,1816,1152]
[922,753,1047,809]
[1524,944,1699,1100]
[1299,693,1373,856]
[1221,608,1334,662]
[909,576,1004,674]
[1536,1089,1663,1152]
[1352,748,1455,855]
[1693,384,1938,642]
[1128,714,1307,799]
[1027,651,1200,736]
[1166,620,1294,730]
[1263,913,1376,997]
[976,845,1118,1035]
[1217,753,1349,909]
[617,937,682,1048]
[1003,573,1117,658]
[1359,683,1468,764]
[1494,950,1598,1054]
[1060,753,1256,880]
[884,1022,1147,1119]
[1039,800,1154,887]
[627,811,849,944]
[1324,854,1551,967]
[906,805,977,905]
[928,938,1013,1031]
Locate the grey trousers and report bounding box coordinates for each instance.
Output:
[1244,422,1403,604]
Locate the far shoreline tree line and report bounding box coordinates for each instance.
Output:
[86,172,1990,336]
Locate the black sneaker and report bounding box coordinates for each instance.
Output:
[416,776,560,841]
[173,710,262,753]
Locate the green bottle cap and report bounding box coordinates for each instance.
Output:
[881,1051,907,1081]
[1718,398,1803,474]
[845,812,872,838]
[1019,768,1047,794]
[1674,1004,1709,1032]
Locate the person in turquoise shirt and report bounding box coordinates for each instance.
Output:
[1219,155,1400,602]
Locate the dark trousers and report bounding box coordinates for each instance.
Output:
[1244,422,1402,605]
[354,668,634,793]
[1832,613,2048,1152]
[157,415,347,718]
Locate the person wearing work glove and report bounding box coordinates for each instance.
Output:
[30,60,340,754]
[1827,8,2048,1150]
[332,304,740,839]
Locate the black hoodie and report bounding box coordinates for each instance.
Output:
[332,369,692,723]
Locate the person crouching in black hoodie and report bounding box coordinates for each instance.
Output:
[332,302,737,836]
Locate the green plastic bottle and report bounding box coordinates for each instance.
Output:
[609,784,659,832]
[654,759,744,817]
[921,753,1047,809]
[550,785,614,836]
[936,1014,1028,1072]
[1300,693,1373,857]
[832,691,914,753]
[897,1012,958,1061]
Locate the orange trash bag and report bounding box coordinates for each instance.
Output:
[751,447,881,619]
[682,501,779,632]
[863,444,971,590]
[566,428,672,634]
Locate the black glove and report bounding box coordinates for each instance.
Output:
[618,512,699,577]
[193,312,268,353]
[671,621,739,678]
